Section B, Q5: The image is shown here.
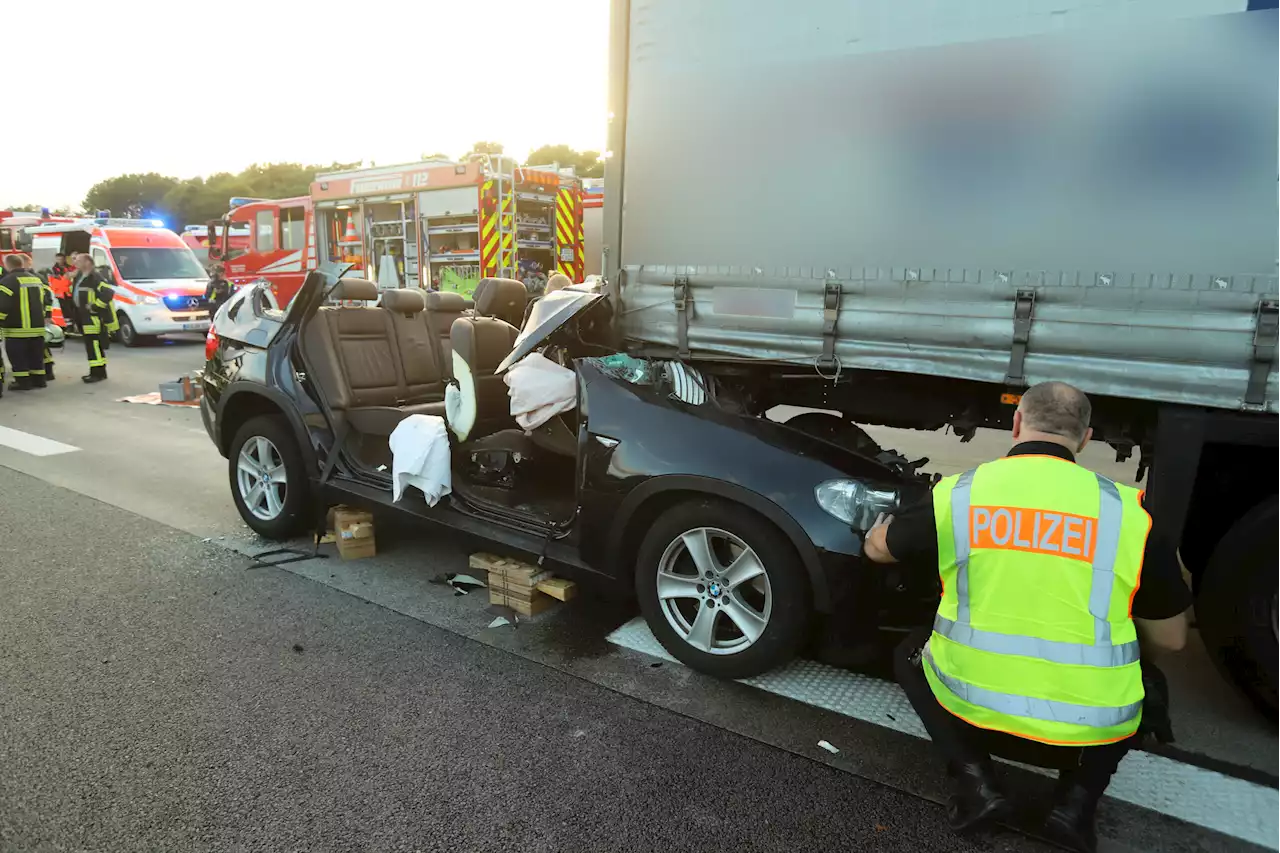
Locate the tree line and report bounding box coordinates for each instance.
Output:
[5,143,603,232]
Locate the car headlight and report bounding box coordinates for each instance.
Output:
[815,479,900,530]
[141,295,161,305]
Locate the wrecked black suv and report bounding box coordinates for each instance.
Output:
[201,264,931,678]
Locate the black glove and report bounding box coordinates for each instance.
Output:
[1138,659,1175,744]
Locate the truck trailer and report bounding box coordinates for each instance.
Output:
[601,0,1279,712]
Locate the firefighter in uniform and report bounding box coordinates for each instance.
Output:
[18,253,57,380]
[50,251,78,334]
[862,382,1190,853]
[0,255,50,390]
[204,263,232,320]
[73,252,117,383]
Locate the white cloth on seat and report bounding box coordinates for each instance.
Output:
[388,414,452,505]
[504,352,577,430]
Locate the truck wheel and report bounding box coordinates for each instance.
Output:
[228,415,312,540]
[1196,496,1278,717]
[785,412,883,457]
[635,499,811,679]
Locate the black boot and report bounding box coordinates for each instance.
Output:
[8,379,32,392]
[1044,784,1099,853]
[82,366,107,384]
[946,761,1012,832]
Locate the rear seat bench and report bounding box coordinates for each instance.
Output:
[302,278,447,438]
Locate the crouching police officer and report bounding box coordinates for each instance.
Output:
[862,381,1190,853]
[0,255,50,390]
[73,252,118,383]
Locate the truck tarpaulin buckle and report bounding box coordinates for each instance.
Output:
[1005,288,1036,387]
[1244,297,1278,409]
[820,280,842,368]
[673,276,692,359]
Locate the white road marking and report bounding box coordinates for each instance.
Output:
[0,425,80,457]
[607,618,1278,849]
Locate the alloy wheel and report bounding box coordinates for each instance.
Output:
[656,526,772,656]
[236,436,288,521]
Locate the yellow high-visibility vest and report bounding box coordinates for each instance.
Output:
[923,454,1151,746]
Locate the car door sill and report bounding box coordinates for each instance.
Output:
[322,478,598,576]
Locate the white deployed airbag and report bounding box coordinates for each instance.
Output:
[504,352,577,430]
[446,351,477,441]
[388,414,452,505]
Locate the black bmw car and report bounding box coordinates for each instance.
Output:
[201,264,932,678]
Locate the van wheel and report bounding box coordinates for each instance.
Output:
[1196,496,1278,717]
[117,312,141,347]
[228,415,312,540]
[635,499,811,679]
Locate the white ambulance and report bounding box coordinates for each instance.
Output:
[26,218,213,346]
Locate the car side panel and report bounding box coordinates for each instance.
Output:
[574,361,879,611]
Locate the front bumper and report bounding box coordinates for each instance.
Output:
[127,303,210,335]
[199,391,221,453]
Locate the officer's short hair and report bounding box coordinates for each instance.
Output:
[1019,382,1091,444]
[2,255,23,271]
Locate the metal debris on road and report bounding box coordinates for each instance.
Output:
[487,617,513,629]
[431,572,489,595]
[818,740,840,755]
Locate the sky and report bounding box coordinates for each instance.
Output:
[8,0,610,210]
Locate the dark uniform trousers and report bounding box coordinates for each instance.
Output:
[895,627,1138,800]
[5,336,46,386]
[82,309,110,377]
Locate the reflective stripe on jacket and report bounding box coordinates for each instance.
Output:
[0,272,49,338]
[923,454,1151,746]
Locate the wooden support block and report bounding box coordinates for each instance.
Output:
[535,577,577,602]
[489,588,556,616]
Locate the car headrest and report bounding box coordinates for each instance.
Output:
[474,277,528,326]
[333,277,379,301]
[426,291,469,313]
[381,288,425,315]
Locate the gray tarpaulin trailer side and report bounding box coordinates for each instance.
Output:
[602,0,1279,712]
[605,0,1277,413]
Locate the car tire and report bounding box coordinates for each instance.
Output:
[635,499,811,679]
[228,414,312,540]
[1195,495,1278,718]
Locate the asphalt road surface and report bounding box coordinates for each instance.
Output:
[0,336,1274,852]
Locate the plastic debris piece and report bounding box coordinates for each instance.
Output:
[487,617,512,629]
[376,464,388,472]
[818,740,840,755]
[450,574,487,589]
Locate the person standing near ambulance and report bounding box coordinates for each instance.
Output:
[50,251,78,334]
[862,381,1190,853]
[17,253,56,380]
[73,252,117,383]
[0,255,50,390]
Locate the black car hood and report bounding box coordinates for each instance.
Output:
[579,360,924,495]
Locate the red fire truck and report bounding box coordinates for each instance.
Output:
[0,209,74,266]
[206,159,590,309]
[208,196,315,309]
[182,223,249,267]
